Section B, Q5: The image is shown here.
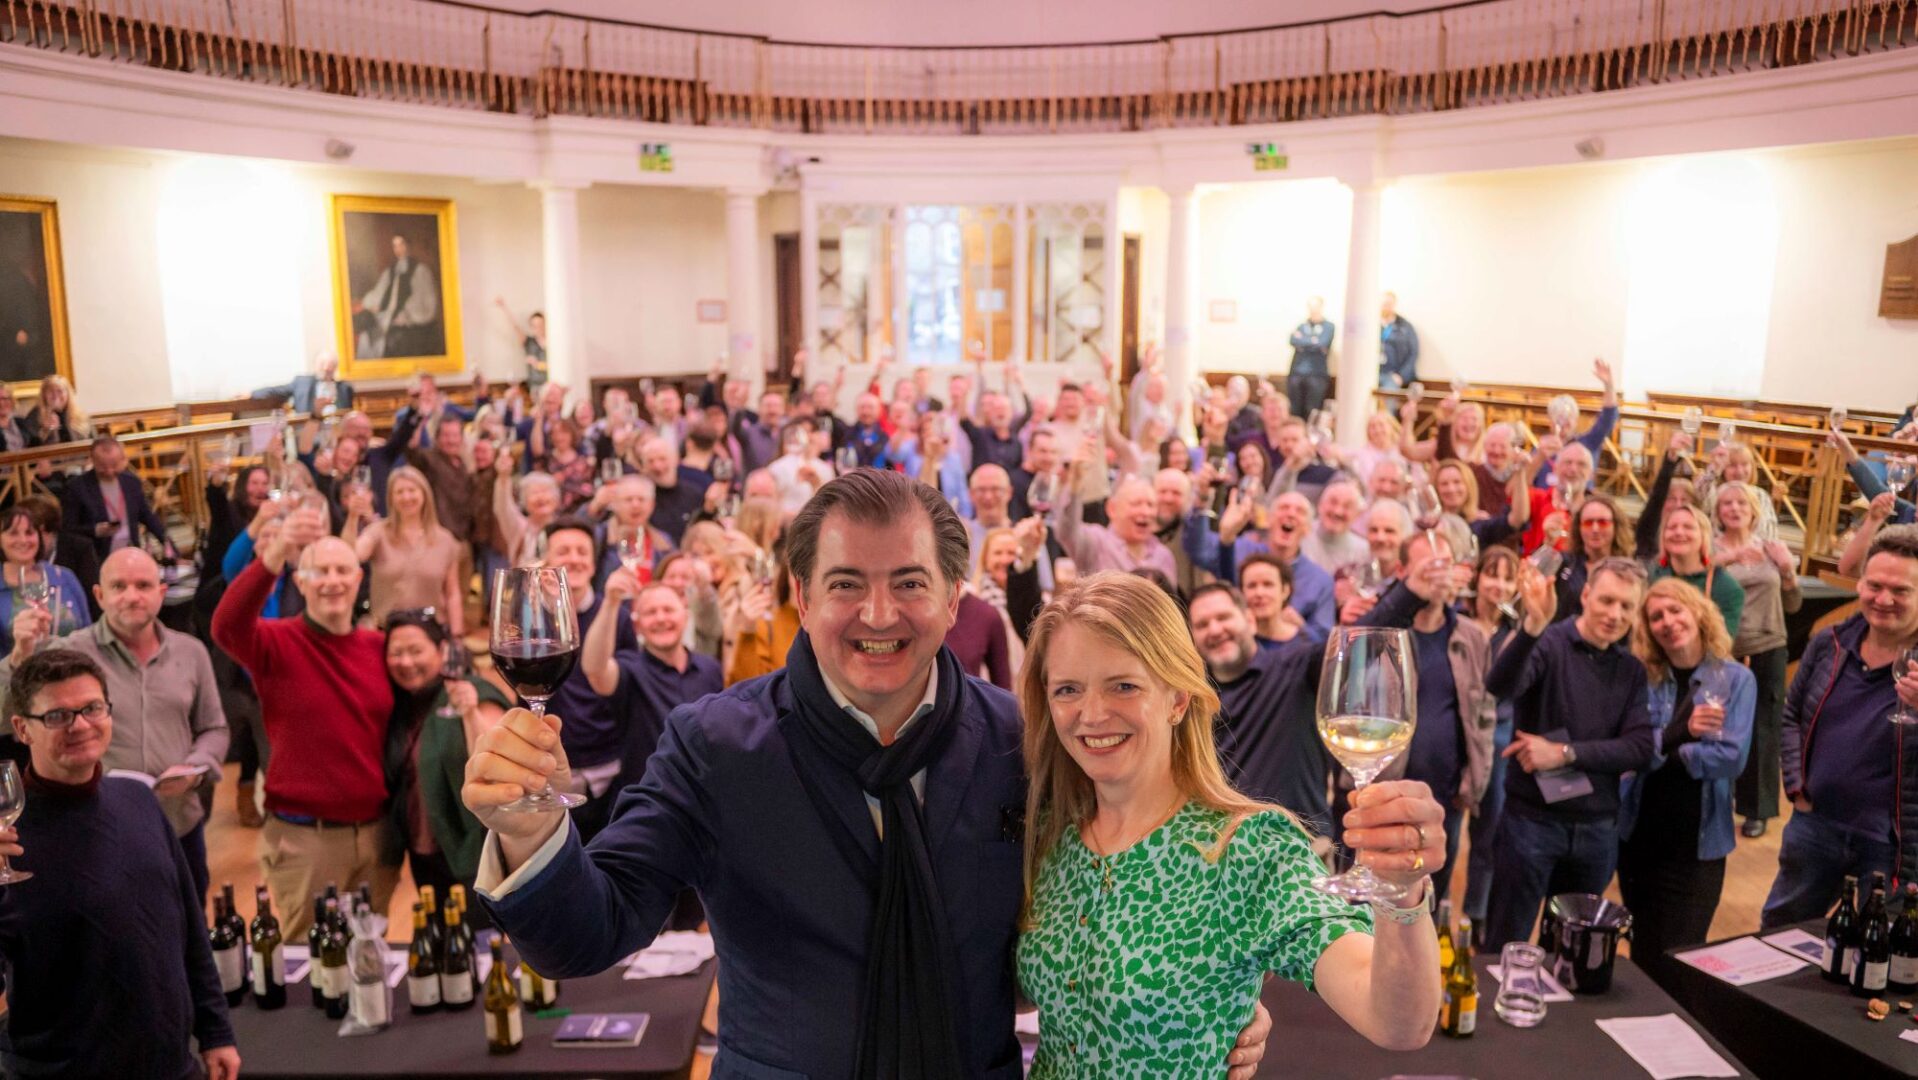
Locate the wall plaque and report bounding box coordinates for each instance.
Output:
[1882,233,1918,319]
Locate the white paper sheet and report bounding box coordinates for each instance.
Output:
[1758,928,1827,968]
[1900,1028,1918,1045]
[1673,936,1810,986]
[1488,962,1575,1002]
[624,930,716,980]
[1595,1015,1740,1079]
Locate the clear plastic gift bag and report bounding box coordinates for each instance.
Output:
[340,904,393,1036]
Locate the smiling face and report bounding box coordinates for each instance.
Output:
[385,625,441,694]
[295,537,364,625]
[611,478,654,528]
[1474,555,1517,614]
[1108,479,1157,545]
[1859,550,1918,640]
[1555,445,1594,491]
[969,466,1012,523]
[855,394,882,426]
[640,437,676,484]
[390,475,427,521]
[1366,507,1408,571]
[1268,493,1312,560]
[1577,567,1644,648]
[541,528,598,604]
[1434,465,1469,513]
[983,532,1020,586]
[794,507,960,718]
[1577,499,1617,558]
[1714,487,1753,533]
[97,549,164,640]
[633,584,690,654]
[1318,483,1361,533]
[1483,425,1516,471]
[1188,590,1257,674]
[1,514,39,566]
[1662,506,1705,562]
[13,673,112,779]
[1366,413,1394,450]
[1644,593,1699,659]
[1239,562,1289,623]
[1153,470,1190,525]
[1044,620,1188,791]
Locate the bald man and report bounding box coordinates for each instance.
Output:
[1,547,228,900]
[213,511,396,936]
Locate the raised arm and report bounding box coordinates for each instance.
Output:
[581,569,638,697]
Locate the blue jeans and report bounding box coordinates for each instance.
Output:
[1483,804,1620,952]
[1760,810,1897,929]
[1463,712,1515,925]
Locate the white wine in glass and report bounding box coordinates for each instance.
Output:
[1313,626,1417,903]
[0,760,30,883]
[1891,648,1918,727]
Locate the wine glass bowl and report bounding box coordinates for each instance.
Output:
[834,447,860,474]
[1887,457,1916,495]
[0,760,31,884]
[437,641,472,719]
[488,567,585,812]
[1027,472,1062,516]
[1681,406,1703,436]
[615,533,647,576]
[1312,627,1417,903]
[1892,648,1918,726]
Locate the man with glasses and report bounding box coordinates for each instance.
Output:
[0,648,241,1080]
[0,548,227,902]
[1482,556,1654,951]
[212,506,395,937]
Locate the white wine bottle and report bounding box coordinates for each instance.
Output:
[484,939,523,1054]
[440,899,476,1011]
[407,902,442,1014]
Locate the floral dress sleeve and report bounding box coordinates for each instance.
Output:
[1227,811,1374,993]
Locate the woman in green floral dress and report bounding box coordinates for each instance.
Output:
[1016,572,1449,1077]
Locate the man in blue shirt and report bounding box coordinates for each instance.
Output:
[1287,295,1335,418]
[1764,526,1918,927]
[1483,555,1654,951]
[1377,292,1419,390]
[465,470,1281,1080]
[1184,488,1338,642]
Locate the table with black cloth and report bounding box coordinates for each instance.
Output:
[1664,921,1917,1080]
[1253,953,1754,1078]
[224,942,715,1079]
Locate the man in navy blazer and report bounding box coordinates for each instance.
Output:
[62,436,173,565]
[466,471,1273,1079]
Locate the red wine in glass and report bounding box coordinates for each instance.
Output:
[490,641,579,702]
[489,566,585,812]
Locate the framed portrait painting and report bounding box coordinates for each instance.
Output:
[0,196,74,388]
[327,194,464,379]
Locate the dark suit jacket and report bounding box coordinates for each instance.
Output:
[62,470,168,561]
[485,669,1028,1080]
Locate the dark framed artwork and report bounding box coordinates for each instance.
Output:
[0,195,74,389]
[327,194,464,379]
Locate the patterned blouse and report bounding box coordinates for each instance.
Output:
[1017,803,1372,1078]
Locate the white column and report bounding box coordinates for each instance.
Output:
[724,188,764,386]
[798,184,820,386]
[1164,185,1201,436]
[1011,201,1029,366]
[1337,181,1384,450]
[536,181,589,397]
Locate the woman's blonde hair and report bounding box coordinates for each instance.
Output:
[1017,571,1293,928]
[1632,577,1734,683]
[1434,459,1480,519]
[735,497,782,552]
[975,526,1018,589]
[35,374,87,435]
[1658,502,1716,567]
[1710,481,1766,532]
[384,465,443,539]
[1451,402,1487,461]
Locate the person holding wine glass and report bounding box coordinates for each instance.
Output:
[346,466,464,637]
[1432,457,1532,553]
[1764,526,1918,928]
[1711,481,1801,840]
[529,416,595,513]
[212,506,398,938]
[0,649,242,1080]
[494,462,562,569]
[1017,572,1445,1074]
[1618,578,1755,991]
[0,507,88,658]
[1648,502,1745,639]
[1481,556,1655,951]
[580,574,722,797]
[380,608,511,925]
[723,537,802,686]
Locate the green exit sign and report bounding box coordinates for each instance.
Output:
[640,143,674,172]
[1246,142,1288,171]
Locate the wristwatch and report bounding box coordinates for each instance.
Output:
[1561,743,1579,767]
[1371,880,1434,925]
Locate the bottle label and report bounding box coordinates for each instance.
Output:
[1865,960,1891,992]
[251,946,285,994]
[516,970,536,1004]
[408,974,442,1008]
[1892,954,1918,986]
[1844,947,1861,979]
[1457,999,1477,1035]
[350,981,389,1028]
[215,946,245,993]
[266,946,285,986]
[442,971,475,1005]
[324,962,349,999]
[490,1004,524,1046]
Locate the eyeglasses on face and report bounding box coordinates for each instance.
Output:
[18,699,111,728]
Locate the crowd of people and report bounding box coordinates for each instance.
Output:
[0,343,1913,1079]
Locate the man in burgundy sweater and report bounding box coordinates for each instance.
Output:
[212,505,395,937]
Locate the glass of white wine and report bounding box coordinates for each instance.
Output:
[0,760,30,884]
[1314,626,1417,902]
[1681,406,1703,436]
[1890,647,1918,727]
[1887,456,1917,496]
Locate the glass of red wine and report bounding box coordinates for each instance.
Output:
[489,566,586,812]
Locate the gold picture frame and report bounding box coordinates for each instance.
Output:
[327,194,464,379]
[0,195,75,392]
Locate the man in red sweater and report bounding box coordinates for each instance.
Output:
[212,506,395,937]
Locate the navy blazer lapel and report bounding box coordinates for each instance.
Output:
[773,678,881,871]
[923,687,986,855]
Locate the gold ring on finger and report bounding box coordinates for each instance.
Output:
[1412,850,1426,873]
[1413,823,1427,849]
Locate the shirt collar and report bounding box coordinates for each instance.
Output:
[818,661,940,746]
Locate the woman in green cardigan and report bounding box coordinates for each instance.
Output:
[1648,503,1745,640]
[380,610,511,922]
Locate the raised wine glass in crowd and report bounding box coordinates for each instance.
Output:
[1717,420,1738,447]
[834,446,860,474]
[1410,482,1443,551]
[437,641,472,719]
[615,531,647,576]
[0,761,31,884]
[711,454,734,483]
[1887,456,1916,496]
[1693,665,1728,742]
[351,465,373,492]
[1500,526,1566,619]
[1681,406,1703,436]
[488,567,584,811]
[599,456,624,485]
[1891,647,1918,727]
[1352,559,1388,601]
[1313,626,1418,902]
[1027,472,1062,517]
[1456,532,1481,599]
[1407,382,1425,405]
[1830,406,1848,429]
[1450,373,1469,396]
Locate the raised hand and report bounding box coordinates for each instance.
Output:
[463,708,574,844]
[1517,563,1557,634]
[1341,779,1446,892]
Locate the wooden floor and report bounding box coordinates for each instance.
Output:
[204,755,1789,1078]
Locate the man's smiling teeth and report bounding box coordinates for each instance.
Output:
[1082,734,1128,749]
[855,640,904,654]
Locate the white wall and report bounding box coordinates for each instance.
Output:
[1193,178,1355,375]
[575,185,731,381]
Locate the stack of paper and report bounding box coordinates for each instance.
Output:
[1673,937,1809,986]
[624,931,716,979]
[1596,1015,1739,1079]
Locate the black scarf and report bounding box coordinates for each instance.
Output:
[783,631,967,1080]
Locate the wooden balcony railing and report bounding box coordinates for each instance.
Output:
[2,0,1912,135]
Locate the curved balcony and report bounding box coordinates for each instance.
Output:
[2,0,1913,135]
